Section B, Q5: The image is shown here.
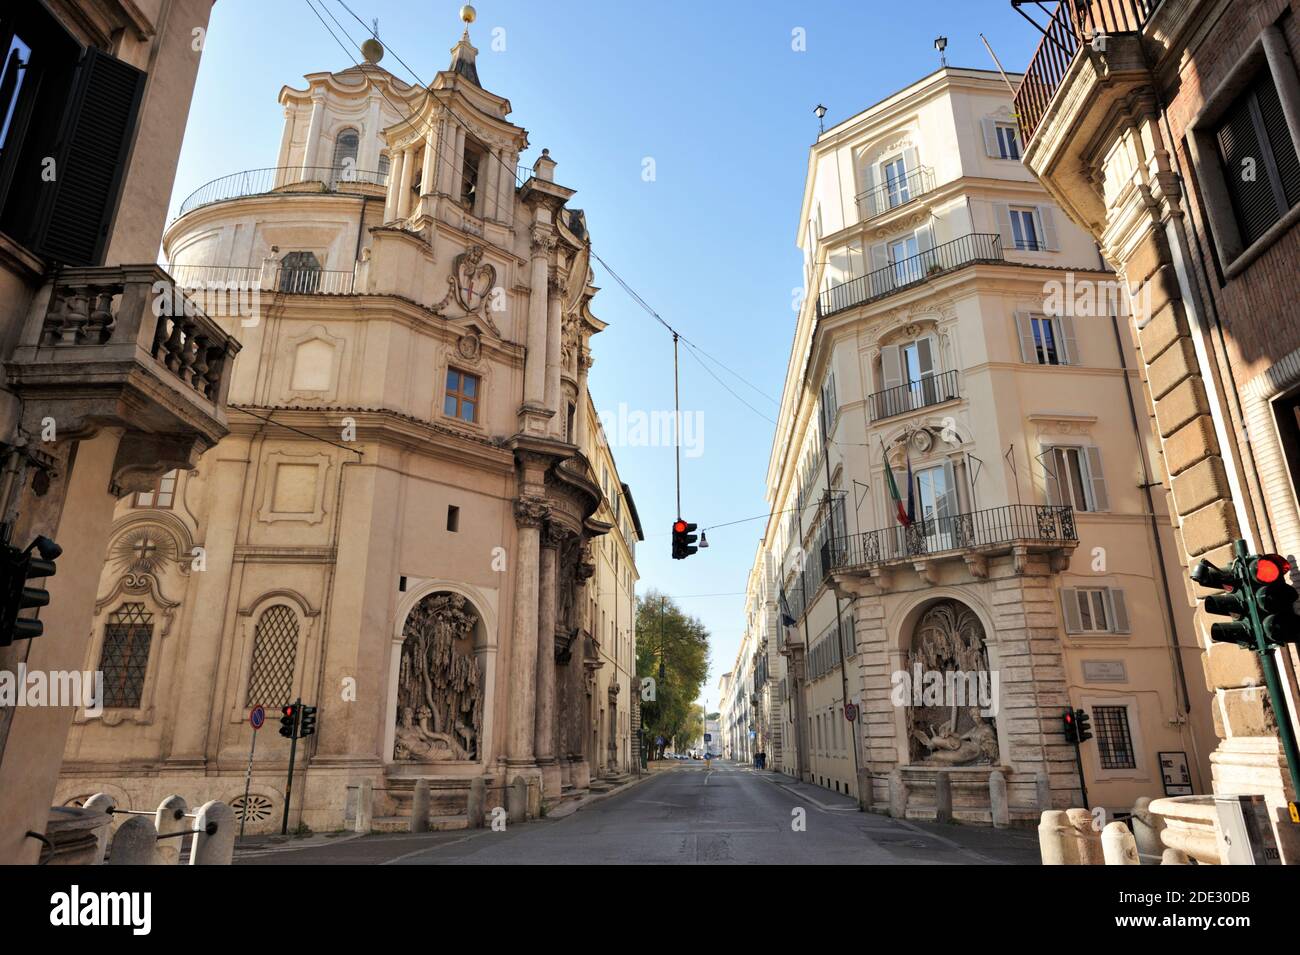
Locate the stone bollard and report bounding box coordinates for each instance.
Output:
[467,777,486,828]
[527,776,541,819]
[411,779,430,833]
[1038,810,1073,865]
[989,770,1010,829]
[83,793,116,864]
[857,769,873,811]
[1067,807,1104,865]
[888,770,908,819]
[1130,796,1165,860]
[354,779,373,833]
[190,801,237,865]
[507,775,527,824]
[154,796,188,865]
[1102,821,1140,865]
[1035,770,1052,811]
[934,772,952,824]
[1161,847,1189,865]
[108,816,159,865]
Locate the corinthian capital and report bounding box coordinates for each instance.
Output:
[514,496,550,528]
[530,226,556,256]
[542,521,569,548]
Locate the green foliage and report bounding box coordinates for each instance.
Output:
[636,590,710,756]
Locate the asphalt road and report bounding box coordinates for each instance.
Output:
[238,763,1041,865]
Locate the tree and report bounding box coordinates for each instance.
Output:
[635,590,709,757]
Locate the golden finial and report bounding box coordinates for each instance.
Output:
[460,5,477,26]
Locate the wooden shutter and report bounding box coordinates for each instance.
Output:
[1015,311,1038,363]
[881,344,902,391]
[863,161,880,218]
[1256,70,1300,210]
[1040,446,1062,505]
[1085,446,1110,511]
[902,146,919,179]
[1058,313,1079,365]
[1216,90,1279,246]
[940,459,958,522]
[1039,206,1059,250]
[1107,589,1131,634]
[982,118,1000,157]
[994,202,1015,250]
[1061,589,1083,633]
[36,48,145,266]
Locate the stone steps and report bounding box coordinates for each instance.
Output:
[372,814,469,833]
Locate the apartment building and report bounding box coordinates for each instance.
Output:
[1014,0,1300,860]
[752,66,1214,822]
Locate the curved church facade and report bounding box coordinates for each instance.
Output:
[52,19,642,832]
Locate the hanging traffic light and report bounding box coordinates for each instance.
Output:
[0,535,60,647]
[671,519,698,560]
[298,704,318,738]
[279,704,299,739]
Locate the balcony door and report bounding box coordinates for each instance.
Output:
[914,462,956,552]
[901,338,938,412]
[883,156,909,209]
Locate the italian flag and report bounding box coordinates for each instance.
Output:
[886,455,914,527]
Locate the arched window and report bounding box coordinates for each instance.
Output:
[278,251,321,293]
[247,605,299,707]
[377,152,391,183]
[331,128,359,182]
[99,603,154,708]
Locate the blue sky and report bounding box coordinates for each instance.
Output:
[172,1,1048,711]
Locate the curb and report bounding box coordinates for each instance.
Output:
[545,772,655,819]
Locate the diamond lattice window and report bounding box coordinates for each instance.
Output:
[99,603,154,708]
[247,605,299,707]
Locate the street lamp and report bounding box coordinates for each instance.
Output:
[934,35,948,68]
[813,103,828,134]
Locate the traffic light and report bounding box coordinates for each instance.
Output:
[279,704,299,739]
[1194,553,1300,648]
[298,704,318,738]
[1248,555,1300,646]
[0,535,60,647]
[1063,707,1092,744]
[671,519,698,560]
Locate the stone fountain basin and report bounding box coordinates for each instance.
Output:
[1149,795,1221,864]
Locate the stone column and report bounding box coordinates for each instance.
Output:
[301,89,326,174]
[575,349,593,447]
[521,222,554,428]
[480,146,499,220]
[396,145,416,220]
[535,524,563,798]
[507,497,547,766]
[383,147,404,221]
[545,273,564,432]
[359,93,382,172]
[420,131,438,199]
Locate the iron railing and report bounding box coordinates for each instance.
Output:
[869,368,961,421]
[277,268,355,295]
[818,233,1003,317]
[827,504,1077,572]
[169,264,261,290]
[856,165,936,221]
[1014,0,1164,144]
[177,166,389,218]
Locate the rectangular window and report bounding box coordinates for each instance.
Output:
[1062,587,1131,634]
[1009,207,1041,250]
[996,123,1021,160]
[1094,704,1137,770]
[882,156,909,208]
[134,470,178,509]
[1043,446,1108,512]
[446,505,460,532]
[443,368,479,423]
[99,603,154,709]
[1032,316,1061,365]
[1214,69,1300,248]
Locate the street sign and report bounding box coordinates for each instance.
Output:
[703,733,712,742]
[844,703,859,722]
[240,705,266,840]
[249,704,265,730]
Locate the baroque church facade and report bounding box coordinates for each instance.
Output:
[52,16,643,831]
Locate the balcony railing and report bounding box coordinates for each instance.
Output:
[177,165,389,218]
[869,368,961,421]
[168,263,357,296]
[277,267,355,295]
[818,233,1003,317]
[1014,0,1163,143]
[827,504,1077,573]
[856,165,936,221]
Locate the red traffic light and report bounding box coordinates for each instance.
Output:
[1254,556,1290,583]
[673,520,687,533]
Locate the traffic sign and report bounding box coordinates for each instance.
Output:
[844,703,859,722]
[249,705,265,730]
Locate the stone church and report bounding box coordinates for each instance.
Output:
[52,11,643,831]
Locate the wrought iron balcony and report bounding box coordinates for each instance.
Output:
[826,504,1077,575]
[817,233,1003,318]
[6,265,241,478]
[869,369,961,422]
[856,165,936,221]
[168,263,356,296]
[176,165,389,218]
[1013,0,1163,144]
